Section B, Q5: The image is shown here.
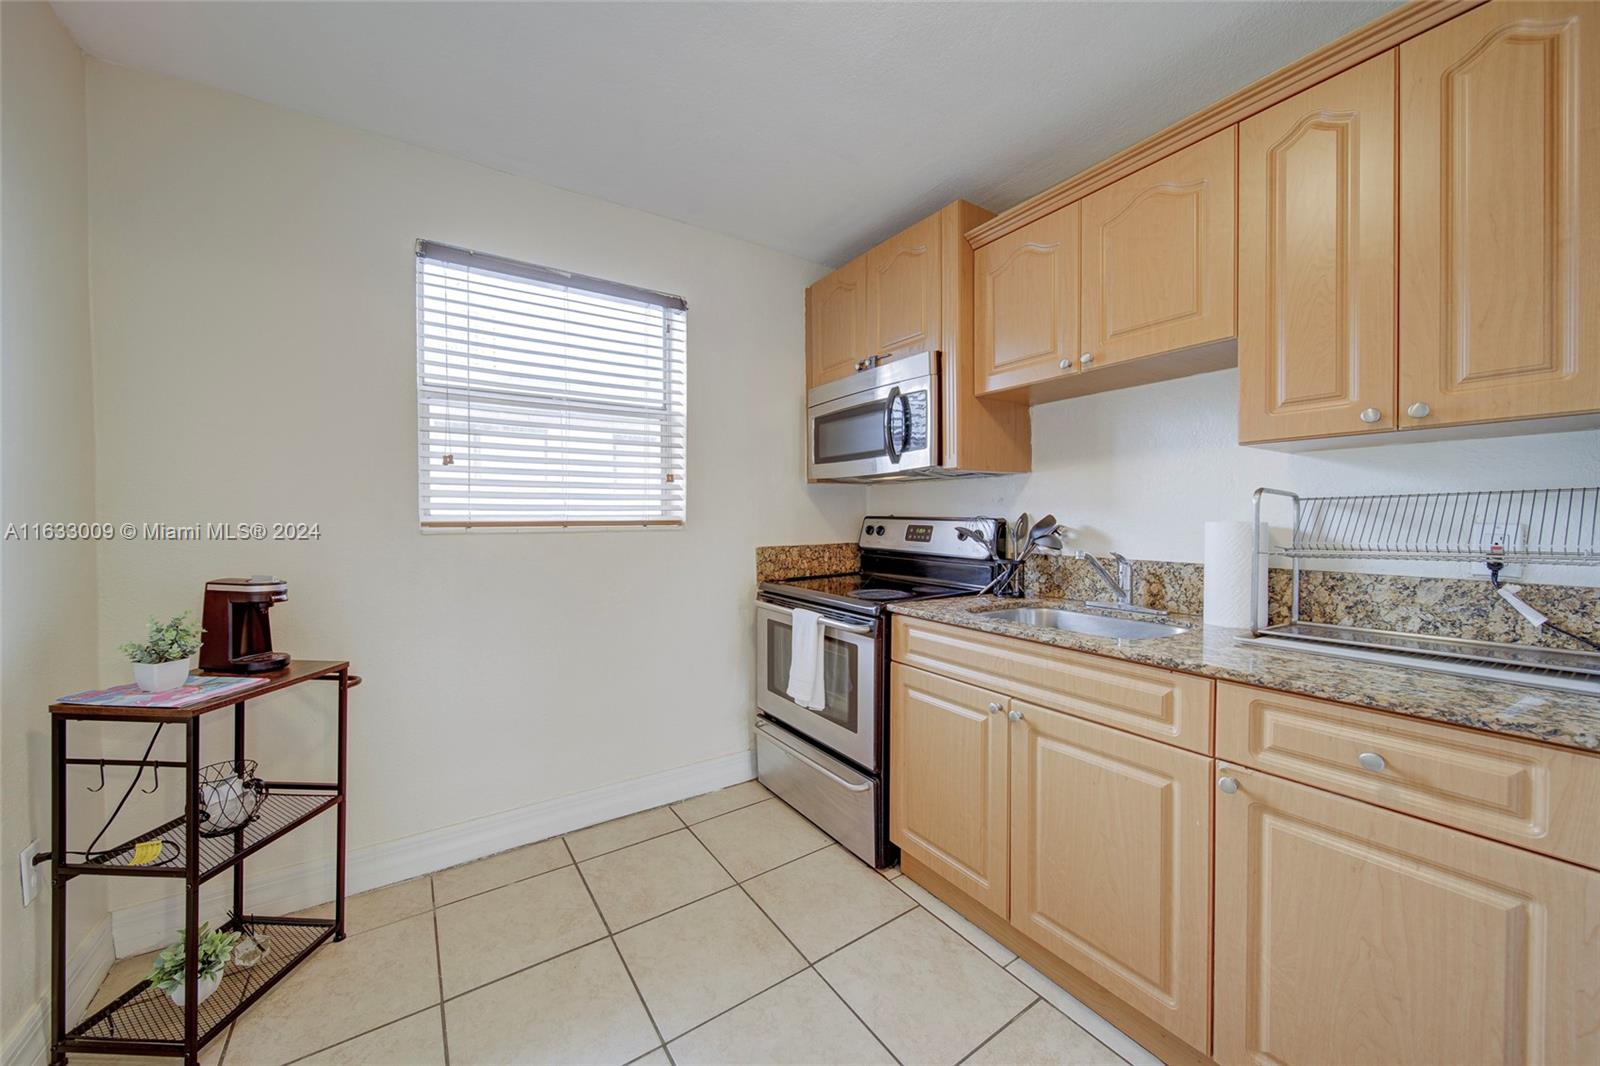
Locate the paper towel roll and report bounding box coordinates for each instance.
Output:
[1204,520,1268,629]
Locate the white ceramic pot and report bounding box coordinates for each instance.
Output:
[164,972,221,1008]
[133,658,192,693]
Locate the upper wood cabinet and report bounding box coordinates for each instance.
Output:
[1081,128,1236,369]
[866,213,943,366]
[1238,53,1398,444]
[805,254,867,388]
[975,205,1082,394]
[1011,701,1212,1050]
[1214,764,1600,1066]
[1399,0,1600,429]
[888,663,1010,917]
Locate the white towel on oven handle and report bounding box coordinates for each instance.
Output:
[785,607,829,711]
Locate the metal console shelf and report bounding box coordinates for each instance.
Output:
[46,660,356,1066]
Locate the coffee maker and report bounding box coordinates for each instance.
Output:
[200,577,292,673]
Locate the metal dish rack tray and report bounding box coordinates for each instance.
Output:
[1247,487,1600,690]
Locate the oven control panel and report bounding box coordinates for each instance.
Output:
[858,516,1003,559]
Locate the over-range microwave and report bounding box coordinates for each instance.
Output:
[807,351,940,481]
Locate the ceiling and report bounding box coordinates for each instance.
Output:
[55,1,1397,266]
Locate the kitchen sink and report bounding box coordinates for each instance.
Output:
[979,607,1189,640]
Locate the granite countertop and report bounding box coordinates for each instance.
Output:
[889,595,1600,754]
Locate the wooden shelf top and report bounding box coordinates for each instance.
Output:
[51,660,351,719]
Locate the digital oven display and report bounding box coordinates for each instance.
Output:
[905,524,933,543]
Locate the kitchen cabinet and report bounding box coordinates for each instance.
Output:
[1080,128,1236,370]
[974,204,1082,394]
[1238,53,1397,443]
[805,254,867,388]
[1213,763,1600,1066]
[1398,0,1600,429]
[888,663,1009,916]
[865,213,942,367]
[1010,700,1212,1050]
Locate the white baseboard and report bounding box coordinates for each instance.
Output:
[2,916,115,1066]
[111,748,755,957]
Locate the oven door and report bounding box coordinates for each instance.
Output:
[755,599,879,771]
[807,353,938,481]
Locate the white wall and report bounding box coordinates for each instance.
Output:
[869,368,1600,583]
[1,1,109,1051]
[84,60,865,919]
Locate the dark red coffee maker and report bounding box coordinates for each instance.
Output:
[200,577,291,673]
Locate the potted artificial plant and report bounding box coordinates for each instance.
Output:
[148,924,239,1008]
[120,612,203,692]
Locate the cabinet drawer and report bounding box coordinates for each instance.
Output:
[1217,682,1600,869]
[892,617,1213,754]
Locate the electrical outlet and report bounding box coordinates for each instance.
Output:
[18,840,39,907]
[1473,521,1527,553]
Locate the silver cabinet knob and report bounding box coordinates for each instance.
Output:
[1079,353,1095,367]
[1406,401,1431,418]
[987,702,1003,714]
[1008,709,1023,721]
[1218,776,1239,794]
[1357,751,1387,772]
[1359,407,1382,424]
[1058,358,1072,371]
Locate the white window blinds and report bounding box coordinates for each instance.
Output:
[416,240,687,528]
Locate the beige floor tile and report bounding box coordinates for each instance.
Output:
[579,829,732,930]
[614,887,804,1040]
[292,876,434,936]
[743,845,914,961]
[817,909,1033,1066]
[224,913,439,1066]
[436,865,608,996]
[69,1030,226,1066]
[894,872,1017,965]
[689,799,828,881]
[627,1051,670,1066]
[297,1007,446,1066]
[879,864,903,880]
[667,969,893,1066]
[566,807,683,861]
[670,780,771,825]
[431,837,569,906]
[967,1000,1127,1065]
[85,950,159,1018]
[1006,958,1163,1066]
[444,940,658,1066]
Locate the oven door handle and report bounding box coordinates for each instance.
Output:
[756,720,872,792]
[759,601,875,635]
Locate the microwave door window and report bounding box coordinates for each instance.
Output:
[764,618,859,731]
[814,402,886,464]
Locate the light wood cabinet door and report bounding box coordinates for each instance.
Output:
[1399,1,1600,428]
[865,214,942,365]
[975,204,1081,395]
[1238,53,1397,443]
[1081,128,1236,368]
[1214,764,1600,1066]
[1010,702,1212,1050]
[806,255,867,388]
[889,663,1009,916]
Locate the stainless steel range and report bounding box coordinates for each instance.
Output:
[755,516,1006,866]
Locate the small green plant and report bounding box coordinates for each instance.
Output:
[148,924,240,992]
[119,613,203,665]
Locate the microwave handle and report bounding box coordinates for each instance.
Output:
[883,386,910,464]
[760,601,875,635]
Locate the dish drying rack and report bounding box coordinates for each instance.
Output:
[1246,487,1600,693]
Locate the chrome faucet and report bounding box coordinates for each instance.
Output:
[1078,551,1167,617]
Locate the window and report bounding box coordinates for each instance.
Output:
[416,240,687,529]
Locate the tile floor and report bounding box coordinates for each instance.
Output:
[81,781,1162,1066]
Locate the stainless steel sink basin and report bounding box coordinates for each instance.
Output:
[979,607,1188,640]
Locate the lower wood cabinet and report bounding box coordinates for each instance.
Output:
[1213,764,1600,1066]
[1010,700,1213,1050]
[889,663,1010,916]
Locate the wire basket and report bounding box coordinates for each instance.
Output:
[197,761,268,838]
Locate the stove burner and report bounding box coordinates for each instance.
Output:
[854,589,915,601]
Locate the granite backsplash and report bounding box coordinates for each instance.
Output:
[755,542,858,583]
